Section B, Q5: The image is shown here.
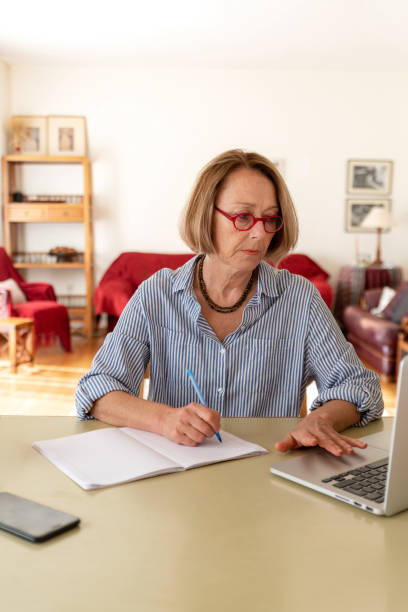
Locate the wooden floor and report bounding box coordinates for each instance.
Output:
[0,335,398,417]
[0,334,105,416]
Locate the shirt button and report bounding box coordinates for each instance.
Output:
[220,347,225,354]
[217,387,224,394]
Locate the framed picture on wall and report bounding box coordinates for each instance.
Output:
[347,159,393,195]
[48,116,87,156]
[10,116,47,155]
[346,199,392,232]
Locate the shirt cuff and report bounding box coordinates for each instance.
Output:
[310,384,384,427]
[75,376,132,420]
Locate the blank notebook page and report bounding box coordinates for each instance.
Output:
[122,428,266,468]
[33,428,179,487]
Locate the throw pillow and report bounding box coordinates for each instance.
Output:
[370,286,396,316]
[0,278,27,304]
[382,282,408,324]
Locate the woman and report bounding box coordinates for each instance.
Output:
[76,149,383,455]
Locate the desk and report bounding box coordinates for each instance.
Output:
[1,416,407,612]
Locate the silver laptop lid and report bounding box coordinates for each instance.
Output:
[384,355,408,516]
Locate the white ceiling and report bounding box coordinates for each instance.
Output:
[1,0,408,70]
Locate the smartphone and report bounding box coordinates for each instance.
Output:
[0,492,80,543]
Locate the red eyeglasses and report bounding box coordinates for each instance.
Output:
[215,206,284,233]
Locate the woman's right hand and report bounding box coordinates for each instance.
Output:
[160,403,221,446]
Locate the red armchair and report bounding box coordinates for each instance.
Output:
[0,247,71,351]
[94,251,334,332]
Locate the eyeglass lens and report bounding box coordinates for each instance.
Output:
[234,214,282,233]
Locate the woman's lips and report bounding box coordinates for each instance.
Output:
[242,250,259,255]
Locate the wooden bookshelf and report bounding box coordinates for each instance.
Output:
[1,155,94,338]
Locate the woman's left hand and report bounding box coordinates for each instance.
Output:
[274,405,368,456]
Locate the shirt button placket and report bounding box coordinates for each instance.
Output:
[217,345,226,410]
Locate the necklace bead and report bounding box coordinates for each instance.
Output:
[197,255,257,314]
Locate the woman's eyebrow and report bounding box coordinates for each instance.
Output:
[235,201,279,212]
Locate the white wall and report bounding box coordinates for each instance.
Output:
[7,65,408,295]
[0,61,10,239]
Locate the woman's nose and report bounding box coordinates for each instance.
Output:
[248,219,267,237]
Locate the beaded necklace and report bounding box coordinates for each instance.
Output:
[197,255,257,314]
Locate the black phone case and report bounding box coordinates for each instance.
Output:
[0,493,80,542]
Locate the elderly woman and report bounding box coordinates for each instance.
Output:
[76,149,383,455]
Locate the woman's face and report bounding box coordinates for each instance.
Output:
[212,166,279,271]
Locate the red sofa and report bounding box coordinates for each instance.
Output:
[277,253,333,308]
[94,252,333,331]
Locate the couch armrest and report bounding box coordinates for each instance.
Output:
[20,282,56,302]
[362,287,383,310]
[93,278,136,317]
[343,305,400,352]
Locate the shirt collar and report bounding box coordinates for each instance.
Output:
[172,254,200,294]
[173,256,282,299]
[257,261,282,298]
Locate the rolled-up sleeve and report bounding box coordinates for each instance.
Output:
[75,290,150,420]
[305,288,384,426]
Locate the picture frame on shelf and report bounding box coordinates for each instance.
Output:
[347,159,393,195]
[346,198,392,233]
[9,116,47,155]
[48,116,87,156]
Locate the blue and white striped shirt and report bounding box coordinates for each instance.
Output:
[76,256,383,424]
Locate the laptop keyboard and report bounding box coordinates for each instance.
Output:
[321,458,388,504]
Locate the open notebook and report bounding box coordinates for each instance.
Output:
[33,427,267,490]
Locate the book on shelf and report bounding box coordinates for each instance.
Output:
[33,427,268,490]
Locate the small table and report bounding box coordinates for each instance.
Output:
[0,317,35,373]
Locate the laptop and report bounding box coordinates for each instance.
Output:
[270,355,408,516]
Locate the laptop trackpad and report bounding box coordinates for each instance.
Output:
[359,429,391,451]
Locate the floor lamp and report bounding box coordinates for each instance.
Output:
[361,207,392,266]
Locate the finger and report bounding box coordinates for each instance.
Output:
[284,427,344,455]
[185,412,217,438]
[177,433,200,447]
[274,434,303,453]
[318,430,368,455]
[177,421,207,445]
[314,430,360,456]
[338,434,368,449]
[187,404,221,435]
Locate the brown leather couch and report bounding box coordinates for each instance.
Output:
[343,285,406,380]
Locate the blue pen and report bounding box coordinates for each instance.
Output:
[187,369,222,443]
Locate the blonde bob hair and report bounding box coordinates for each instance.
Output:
[180,149,298,264]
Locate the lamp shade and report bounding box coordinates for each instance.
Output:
[361,206,392,230]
